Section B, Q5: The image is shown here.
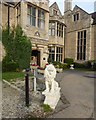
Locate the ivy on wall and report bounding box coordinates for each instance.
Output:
[2,25,32,70]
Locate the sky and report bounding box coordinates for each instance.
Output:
[49,0,96,15]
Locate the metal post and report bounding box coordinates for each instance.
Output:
[33,68,38,92]
[25,73,29,106]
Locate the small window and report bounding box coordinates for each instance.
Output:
[27,5,36,26]
[49,22,55,36]
[57,23,63,38]
[73,13,79,21]
[38,10,45,29]
[53,9,57,15]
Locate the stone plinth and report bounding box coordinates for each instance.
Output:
[42,64,61,109]
[42,87,60,109]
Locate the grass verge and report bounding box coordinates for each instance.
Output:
[2,72,25,82]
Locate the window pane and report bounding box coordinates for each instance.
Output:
[83,53,86,60]
[56,54,59,61]
[38,19,41,28]
[61,55,62,62]
[84,38,86,45]
[52,23,55,28]
[52,29,55,36]
[78,32,80,39]
[32,7,36,16]
[52,54,55,61]
[28,5,31,14]
[74,15,76,21]
[51,47,55,53]
[84,30,86,38]
[27,15,31,25]
[49,23,51,28]
[77,13,79,20]
[41,11,44,19]
[84,46,86,53]
[49,29,51,35]
[80,53,82,60]
[38,10,41,17]
[32,17,36,26]
[41,20,44,29]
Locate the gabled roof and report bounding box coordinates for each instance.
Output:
[73,5,90,15]
[49,2,62,16]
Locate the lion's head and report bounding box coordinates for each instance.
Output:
[44,64,56,79]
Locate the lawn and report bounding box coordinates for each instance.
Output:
[2,72,25,82]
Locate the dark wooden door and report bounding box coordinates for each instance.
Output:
[37,51,40,66]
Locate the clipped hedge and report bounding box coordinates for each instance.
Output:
[85,60,96,69]
[74,62,85,68]
[64,58,74,65]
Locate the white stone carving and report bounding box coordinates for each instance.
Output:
[42,64,61,109]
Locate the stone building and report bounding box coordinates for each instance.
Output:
[64,0,96,62]
[1,0,49,67]
[48,2,66,62]
[1,0,96,66]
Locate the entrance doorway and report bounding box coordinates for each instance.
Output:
[31,50,40,66]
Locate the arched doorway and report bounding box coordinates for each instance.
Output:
[31,50,40,66]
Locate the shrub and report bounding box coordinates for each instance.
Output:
[53,61,61,66]
[2,61,19,72]
[74,62,85,68]
[85,60,96,69]
[64,58,74,65]
[60,63,68,70]
[48,58,53,63]
[2,25,32,70]
[94,63,96,70]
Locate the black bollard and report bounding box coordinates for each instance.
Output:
[25,73,29,107]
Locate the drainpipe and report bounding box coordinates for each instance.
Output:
[8,4,10,34]
[64,27,66,62]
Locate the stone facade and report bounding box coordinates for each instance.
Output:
[1,0,96,65]
[48,2,65,62]
[64,1,96,62]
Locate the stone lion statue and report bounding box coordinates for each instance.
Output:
[42,64,61,109]
[43,64,59,93]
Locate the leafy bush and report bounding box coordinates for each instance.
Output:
[2,25,32,70]
[74,62,85,68]
[52,61,68,69]
[48,58,53,63]
[2,61,19,72]
[84,60,96,69]
[64,58,74,65]
[53,61,61,67]
[61,63,68,70]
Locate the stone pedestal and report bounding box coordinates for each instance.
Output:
[70,64,74,69]
[42,87,61,109]
[42,64,61,109]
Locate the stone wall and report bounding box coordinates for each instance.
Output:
[2,3,15,27]
[64,6,94,61]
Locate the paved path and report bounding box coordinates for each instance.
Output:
[50,70,94,118]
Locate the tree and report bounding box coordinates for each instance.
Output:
[2,25,32,70]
